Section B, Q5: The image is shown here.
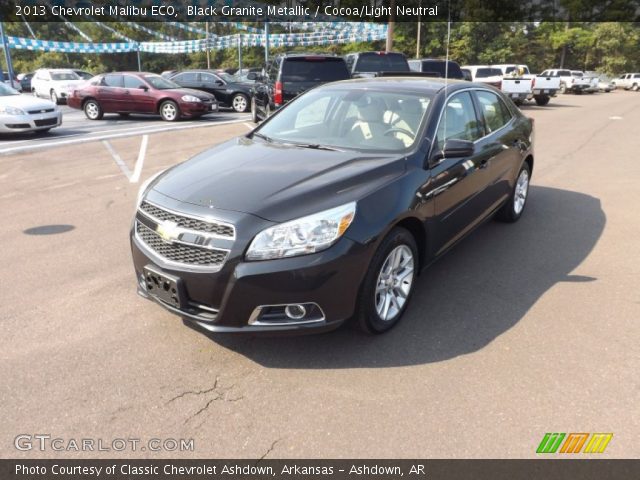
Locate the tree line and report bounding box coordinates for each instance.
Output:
[2,22,639,76]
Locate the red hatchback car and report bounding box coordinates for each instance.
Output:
[67,72,218,121]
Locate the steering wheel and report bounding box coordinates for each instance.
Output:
[384,127,415,139]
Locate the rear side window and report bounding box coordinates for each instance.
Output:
[280,58,350,82]
[558,70,571,76]
[475,68,503,78]
[354,53,410,73]
[103,74,123,87]
[475,90,512,133]
[173,72,198,82]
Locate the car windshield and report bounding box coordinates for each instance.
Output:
[476,68,503,78]
[217,72,236,83]
[0,83,19,96]
[255,88,432,152]
[50,72,80,81]
[75,71,94,80]
[143,75,180,90]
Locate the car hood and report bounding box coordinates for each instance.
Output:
[0,94,56,110]
[151,137,406,223]
[54,80,86,88]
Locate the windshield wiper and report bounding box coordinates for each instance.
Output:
[251,132,273,143]
[287,142,343,152]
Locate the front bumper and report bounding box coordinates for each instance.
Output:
[131,226,371,334]
[0,111,62,132]
[179,100,218,116]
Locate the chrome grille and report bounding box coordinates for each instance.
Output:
[139,201,234,237]
[136,222,228,267]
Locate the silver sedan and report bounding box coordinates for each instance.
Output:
[0,83,62,134]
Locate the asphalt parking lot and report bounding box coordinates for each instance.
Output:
[1,91,639,459]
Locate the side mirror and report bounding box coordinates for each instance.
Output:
[215,80,224,86]
[431,139,474,162]
[247,72,257,80]
[139,85,149,91]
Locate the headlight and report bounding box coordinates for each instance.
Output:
[246,202,356,260]
[136,169,167,207]
[0,105,25,115]
[181,95,201,103]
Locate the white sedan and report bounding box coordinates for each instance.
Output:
[0,83,62,134]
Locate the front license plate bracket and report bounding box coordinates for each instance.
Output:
[143,266,185,309]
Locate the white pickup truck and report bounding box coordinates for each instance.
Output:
[494,64,560,106]
[540,68,591,94]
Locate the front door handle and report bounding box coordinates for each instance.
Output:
[479,158,489,169]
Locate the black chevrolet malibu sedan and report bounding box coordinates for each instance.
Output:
[131,77,534,334]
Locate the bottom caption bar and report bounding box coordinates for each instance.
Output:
[2,459,639,480]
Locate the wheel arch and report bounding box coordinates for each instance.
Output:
[156,97,179,113]
[392,216,427,272]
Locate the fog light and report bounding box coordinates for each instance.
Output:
[285,304,307,320]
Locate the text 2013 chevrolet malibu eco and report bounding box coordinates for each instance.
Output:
[131,77,534,334]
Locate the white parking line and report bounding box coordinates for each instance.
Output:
[0,117,250,156]
[130,135,148,184]
[243,122,255,130]
[102,140,132,180]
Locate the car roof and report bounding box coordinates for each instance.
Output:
[318,76,478,94]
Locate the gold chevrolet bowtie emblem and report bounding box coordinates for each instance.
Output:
[156,220,179,243]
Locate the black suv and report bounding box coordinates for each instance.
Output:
[169,70,254,112]
[344,51,411,78]
[251,54,350,122]
[408,59,465,80]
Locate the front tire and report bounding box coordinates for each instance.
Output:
[50,90,59,105]
[159,100,179,121]
[497,163,531,223]
[632,83,639,92]
[559,83,567,94]
[232,93,249,113]
[83,99,103,120]
[354,227,418,334]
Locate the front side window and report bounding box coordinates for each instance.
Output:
[256,88,431,152]
[475,90,512,133]
[436,92,482,149]
[124,75,146,89]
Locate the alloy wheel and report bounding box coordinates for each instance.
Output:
[374,245,415,322]
[513,169,530,215]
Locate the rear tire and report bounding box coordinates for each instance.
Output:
[497,163,531,223]
[159,100,179,121]
[534,95,550,106]
[83,99,103,120]
[354,227,418,334]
